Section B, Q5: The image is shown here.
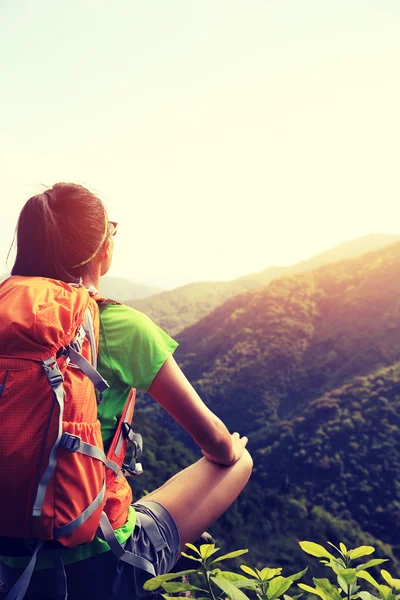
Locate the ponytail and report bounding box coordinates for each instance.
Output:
[11,183,108,283]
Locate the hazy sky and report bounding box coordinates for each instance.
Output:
[1,1,399,289]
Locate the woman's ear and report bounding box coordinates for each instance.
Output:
[100,237,114,275]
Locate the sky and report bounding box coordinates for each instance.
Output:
[1,0,399,289]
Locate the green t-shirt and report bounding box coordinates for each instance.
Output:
[0,303,178,570]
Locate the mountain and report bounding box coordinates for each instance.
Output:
[132,393,400,573]
[256,361,400,549]
[99,275,161,301]
[175,239,400,429]
[166,239,400,554]
[131,233,400,336]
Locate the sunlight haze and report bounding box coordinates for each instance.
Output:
[1,0,399,289]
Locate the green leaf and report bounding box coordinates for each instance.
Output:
[340,544,347,556]
[143,569,197,590]
[241,565,259,578]
[337,577,348,594]
[185,543,202,555]
[355,560,389,572]
[314,578,342,600]
[163,582,206,593]
[217,571,249,583]
[299,542,335,561]
[348,547,375,560]
[260,568,283,581]
[288,569,308,583]
[391,581,400,592]
[210,549,249,565]
[379,585,395,600]
[358,593,381,600]
[330,560,348,575]
[235,580,262,590]
[381,571,393,586]
[211,576,250,600]
[200,544,218,560]
[161,596,194,600]
[180,552,202,562]
[298,583,325,598]
[268,576,293,600]
[357,571,381,591]
[335,570,357,584]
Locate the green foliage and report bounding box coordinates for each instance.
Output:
[298,540,396,600]
[143,538,400,600]
[144,542,304,600]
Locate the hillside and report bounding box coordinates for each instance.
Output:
[256,361,400,549]
[132,404,400,572]
[175,239,400,431]
[99,275,161,301]
[165,239,400,556]
[131,233,400,336]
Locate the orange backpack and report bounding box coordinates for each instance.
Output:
[0,276,138,549]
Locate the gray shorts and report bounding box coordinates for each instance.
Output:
[0,500,181,600]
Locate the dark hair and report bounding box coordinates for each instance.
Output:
[11,183,108,283]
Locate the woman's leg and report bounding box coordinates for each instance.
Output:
[141,450,253,551]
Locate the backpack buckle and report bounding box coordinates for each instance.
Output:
[122,423,143,476]
[122,423,143,457]
[59,433,81,452]
[123,459,143,476]
[42,359,64,387]
[70,325,86,353]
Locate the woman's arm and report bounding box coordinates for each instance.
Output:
[148,355,247,466]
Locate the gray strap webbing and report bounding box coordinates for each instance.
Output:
[59,433,107,464]
[5,540,44,600]
[67,346,109,392]
[33,360,65,517]
[54,479,106,538]
[83,308,97,368]
[107,458,120,474]
[99,512,156,576]
[51,553,68,600]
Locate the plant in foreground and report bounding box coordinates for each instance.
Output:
[298,541,398,600]
[143,543,307,600]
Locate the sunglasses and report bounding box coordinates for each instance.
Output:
[108,221,119,237]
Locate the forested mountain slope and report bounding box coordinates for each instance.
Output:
[175,240,400,431]
[255,362,400,549]
[131,234,399,335]
[132,402,400,572]
[163,239,400,559]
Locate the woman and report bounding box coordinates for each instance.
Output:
[0,183,253,600]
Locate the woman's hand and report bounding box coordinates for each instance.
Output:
[201,432,248,467]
